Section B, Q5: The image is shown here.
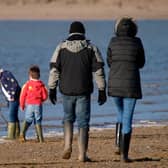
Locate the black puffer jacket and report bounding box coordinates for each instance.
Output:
[107,18,145,99]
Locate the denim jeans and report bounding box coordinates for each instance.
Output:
[113,97,136,134]
[62,94,91,129]
[25,104,42,125]
[8,100,19,122]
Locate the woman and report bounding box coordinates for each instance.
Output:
[107,17,145,162]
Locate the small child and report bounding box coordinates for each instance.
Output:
[19,65,48,142]
[0,68,21,140]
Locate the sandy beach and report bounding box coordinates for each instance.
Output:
[0,1,168,168]
[0,0,168,20]
[0,126,167,168]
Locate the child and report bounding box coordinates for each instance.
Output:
[19,65,48,143]
[0,68,21,139]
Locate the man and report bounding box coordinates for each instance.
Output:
[48,21,106,162]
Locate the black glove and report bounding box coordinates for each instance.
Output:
[98,90,107,105]
[49,88,57,105]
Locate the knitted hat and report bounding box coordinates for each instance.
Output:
[69,21,85,34]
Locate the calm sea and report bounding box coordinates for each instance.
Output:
[0,20,168,138]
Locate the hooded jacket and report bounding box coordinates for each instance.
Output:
[0,69,21,101]
[20,79,48,110]
[107,18,145,99]
[48,34,106,96]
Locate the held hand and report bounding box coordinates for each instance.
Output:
[98,90,107,105]
[49,88,57,105]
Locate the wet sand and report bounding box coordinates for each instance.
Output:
[0,126,167,168]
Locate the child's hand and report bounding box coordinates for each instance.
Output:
[20,106,24,111]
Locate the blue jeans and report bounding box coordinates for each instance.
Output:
[25,104,43,125]
[62,94,91,129]
[113,97,136,134]
[8,100,19,122]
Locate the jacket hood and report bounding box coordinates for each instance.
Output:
[61,40,89,53]
[28,79,44,89]
[115,17,137,37]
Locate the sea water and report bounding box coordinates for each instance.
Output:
[0,20,168,138]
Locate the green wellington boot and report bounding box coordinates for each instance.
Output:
[19,121,31,142]
[35,124,44,143]
[15,122,20,139]
[6,122,16,140]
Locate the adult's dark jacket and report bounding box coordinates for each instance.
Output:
[107,19,145,99]
[48,34,106,96]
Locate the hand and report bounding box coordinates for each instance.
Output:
[49,88,57,105]
[98,90,107,105]
[20,106,24,111]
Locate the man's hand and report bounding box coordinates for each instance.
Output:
[49,88,57,105]
[98,90,107,105]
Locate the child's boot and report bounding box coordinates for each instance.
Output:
[35,124,44,143]
[19,121,31,142]
[6,122,16,140]
[15,121,20,139]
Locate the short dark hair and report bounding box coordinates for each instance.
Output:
[29,65,40,79]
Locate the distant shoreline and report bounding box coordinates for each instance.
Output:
[0,0,168,20]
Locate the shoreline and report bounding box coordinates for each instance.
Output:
[1,123,167,142]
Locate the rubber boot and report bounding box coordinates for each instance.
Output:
[19,121,31,142]
[115,123,122,155]
[35,126,40,142]
[78,127,90,162]
[6,122,16,140]
[35,124,44,143]
[121,132,132,162]
[62,122,73,159]
[15,122,20,139]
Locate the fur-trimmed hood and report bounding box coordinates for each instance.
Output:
[115,17,137,37]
